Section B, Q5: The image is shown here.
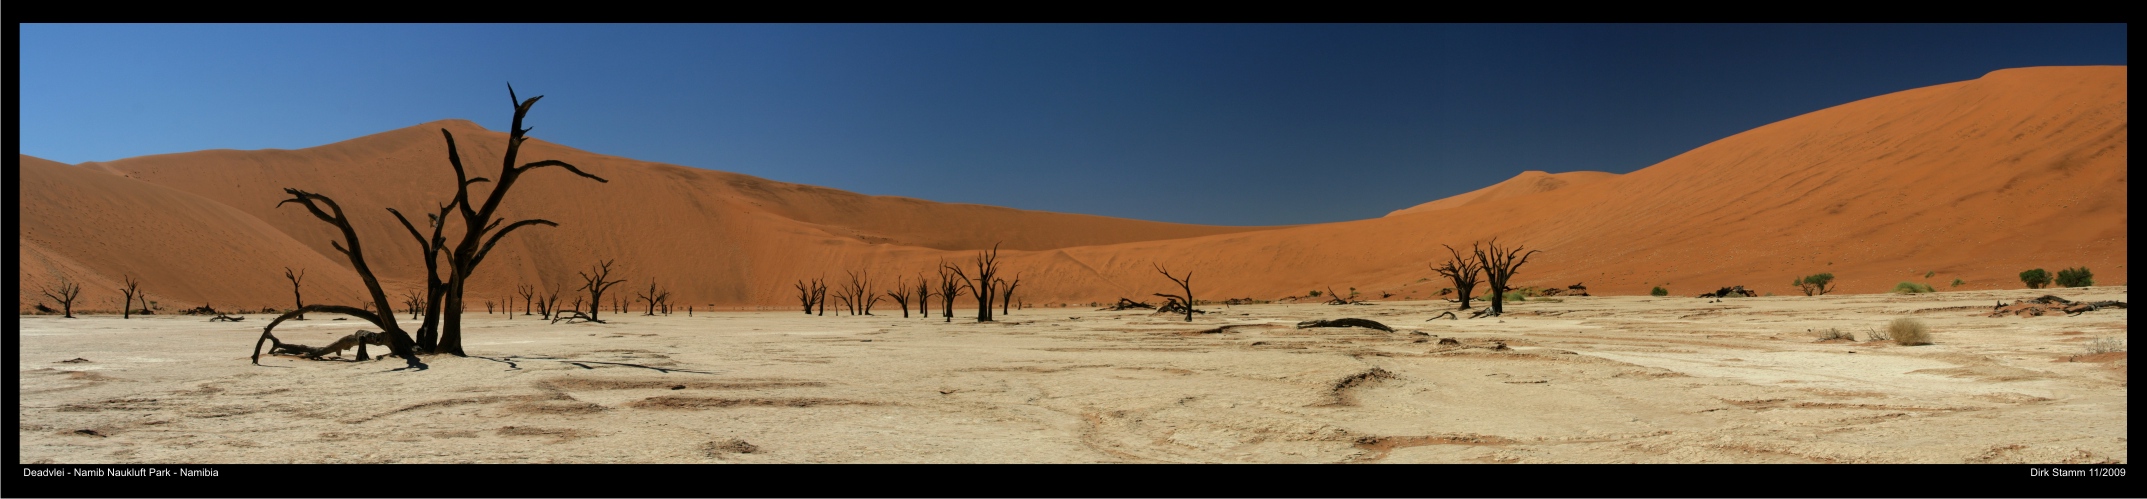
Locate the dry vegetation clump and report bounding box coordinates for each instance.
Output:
[1887,318,1932,346]
[2087,336,2126,354]
[1892,281,1935,294]
[1815,328,1854,342]
[1863,326,1890,343]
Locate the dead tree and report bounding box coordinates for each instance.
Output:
[536,286,555,320]
[40,278,82,318]
[576,260,626,323]
[251,188,422,367]
[916,274,933,318]
[1154,264,1196,322]
[119,275,143,320]
[1567,283,1589,297]
[844,270,882,316]
[435,84,609,357]
[281,268,305,320]
[948,244,1003,322]
[1434,243,1484,310]
[1474,238,1541,317]
[998,273,1022,316]
[637,279,670,316]
[401,289,424,320]
[935,263,965,322]
[794,279,820,314]
[387,199,461,352]
[814,278,829,316]
[517,284,535,316]
[885,275,914,318]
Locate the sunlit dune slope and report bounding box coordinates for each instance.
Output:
[1385,170,1618,217]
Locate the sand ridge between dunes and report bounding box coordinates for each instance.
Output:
[17,287,2126,463]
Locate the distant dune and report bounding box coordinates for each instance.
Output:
[16,66,2127,312]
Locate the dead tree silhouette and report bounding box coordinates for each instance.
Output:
[40,278,82,318]
[794,279,821,314]
[517,284,535,317]
[434,84,608,356]
[637,279,670,316]
[935,263,964,323]
[998,273,1022,316]
[119,275,143,320]
[814,277,829,316]
[1434,242,1484,310]
[948,244,1003,322]
[1154,264,1196,322]
[400,289,424,320]
[251,189,422,367]
[388,192,464,352]
[575,260,627,323]
[1474,238,1540,317]
[281,268,305,320]
[885,275,914,318]
[916,274,933,318]
[845,270,882,316]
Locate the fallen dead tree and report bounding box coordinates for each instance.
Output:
[1426,311,1458,321]
[208,313,246,322]
[1154,295,1207,317]
[1990,295,2128,317]
[552,310,601,324]
[1107,298,1159,309]
[264,330,389,360]
[1295,318,1394,333]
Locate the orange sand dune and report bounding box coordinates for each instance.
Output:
[1386,170,1618,217]
[18,155,370,312]
[16,66,2127,313]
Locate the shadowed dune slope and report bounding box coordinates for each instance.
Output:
[1385,170,1618,217]
[17,66,2127,312]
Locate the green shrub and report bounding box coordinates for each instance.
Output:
[1950,278,1964,287]
[1924,271,1935,278]
[1887,318,1931,346]
[1502,290,1528,302]
[2056,267,2093,288]
[1308,290,1322,297]
[1794,273,1836,296]
[2019,269,2051,289]
[1892,281,1935,294]
[1650,286,1668,297]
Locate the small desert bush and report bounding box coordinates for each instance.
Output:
[1951,278,1964,287]
[1650,286,1668,297]
[1502,290,1527,302]
[2055,267,2093,288]
[2087,336,2125,354]
[1863,326,1890,342]
[2019,268,2051,289]
[1815,328,1854,341]
[1892,281,1935,294]
[1924,271,1935,278]
[1886,318,1932,346]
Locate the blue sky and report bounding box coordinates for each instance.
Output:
[17,24,2127,226]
